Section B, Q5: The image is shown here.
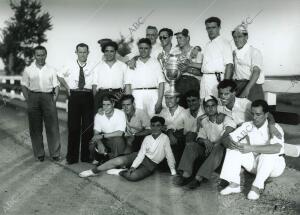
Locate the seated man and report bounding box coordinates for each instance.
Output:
[174,96,236,189]
[89,95,126,162]
[220,100,286,200]
[79,116,176,181]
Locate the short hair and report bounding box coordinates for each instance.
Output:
[158,28,173,37]
[150,116,165,125]
[34,45,47,54]
[231,31,248,37]
[120,94,135,103]
[185,90,200,99]
[217,80,237,92]
[137,38,152,48]
[76,43,89,52]
[101,41,118,53]
[102,95,115,104]
[203,95,218,107]
[146,25,158,32]
[205,17,221,27]
[194,46,202,52]
[251,100,269,113]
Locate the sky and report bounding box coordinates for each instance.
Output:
[0,0,299,76]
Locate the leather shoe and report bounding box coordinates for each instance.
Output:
[173,175,193,186]
[186,178,201,190]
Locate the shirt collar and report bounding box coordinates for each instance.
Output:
[235,43,250,57]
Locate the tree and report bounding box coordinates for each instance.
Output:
[0,0,52,75]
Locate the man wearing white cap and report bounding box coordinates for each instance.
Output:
[232,23,265,101]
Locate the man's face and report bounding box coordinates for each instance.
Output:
[165,95,179,108]
[176,34,189,48]
[138,43,151,58]
[219,87,235,106]
[150,121,163,134]
[159,31,171,48]
[104,46,116,61]
[122,99,134,115]
[146,29,158,45]
[204,100,218,116]
[186,96,200,112]
[251,106,268,128]
[205,22,220,40]
[233,31,248,49]
[76,46,89,62]
[34,49,47,66]
[102,100,114,114]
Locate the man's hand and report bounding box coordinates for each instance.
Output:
[66,88,71,98]
[128,167,136,174]
[155,102,162,114]
[203,140,213,155]
[222,136,239,150]
[98,108,104,115]
[91,134,103,142]
[53,94,58,102]
[216,113,226,124]
[237,144,252,154]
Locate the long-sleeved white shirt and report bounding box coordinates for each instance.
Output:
[131,133,176,173]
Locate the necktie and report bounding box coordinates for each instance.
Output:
[77,61,86,89]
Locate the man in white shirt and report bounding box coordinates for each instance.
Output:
[79,116,176,181]
[57,43,96,164]
[220,100,285,200]
[201,17,233,99]
[125,38,165,116]
[93,41,127,111]
[21,46,61,162]
[232,23,265,101]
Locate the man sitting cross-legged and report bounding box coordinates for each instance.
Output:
[79,116,176,181]
[174,95,236,189]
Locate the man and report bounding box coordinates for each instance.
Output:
[79,116,176,182]
[201,17,233,99]
[125,38,165,116]
[220,100,285,200]
[174,96,236,189]
[93,41,127,111]
[57,43,96,164]
[98,38,129,63]
[21,46,61,161]
[232,23,265,101]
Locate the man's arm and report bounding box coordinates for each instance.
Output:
[224,63,234,79]
[124,84,132,95]
[53,86,60,102]
[21,86,29,101]
[155,82,164,114]
[239,143,282,154]
[92,84,97,97]
[240,66,260,98]
[131,140,146,168]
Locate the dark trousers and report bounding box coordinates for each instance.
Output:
[235,80,264,101]
[27,92,60,158]
[67,91,94,163]
[175,75,200,108]
[94,88,124,113]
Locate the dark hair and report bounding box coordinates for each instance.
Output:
[203,96,218,107]
[251,100,269,113]
[101,41,118,53]
[150,116,165,125]
[194,46,202,52]
[120,94,135,103]
[76,43,89,52]
[102,95,115,104]
[217,80,237,92]
[185,90,200,99]
[205,17,221,27]
[231,31,248,37]
[34,45,47,54]
[137,38,152,48]
[146,25,158,32]
[159,28,173,37]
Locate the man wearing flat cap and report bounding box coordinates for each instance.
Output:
[232,23,265,101]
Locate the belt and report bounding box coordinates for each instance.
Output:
[70,88,92,92]
[203,72,223,75]
[133,87,157,90]
[98,88,122,92]
[30,91,52,94]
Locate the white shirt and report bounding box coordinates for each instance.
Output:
[94,109,126,133]
[58,59,97,90]
[233,43,264,84]
[197,116,236,142]
[158,106,189,130]
[202,36,233,74]
[218,97,252,126]
[230,120,284,155]
[184,106,205,134]
[21,63,59,92]
[93,60,127,89]
[131,133,176,172]
[179,46,203,80]
[124,57,165,89]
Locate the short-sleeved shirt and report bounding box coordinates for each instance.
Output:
[233,43,264,84]
[125,108,151,136]
[158,105,189,130]
[57,59,97,90]
[184,106,205,134]
[202,36,233,74]
[124,57,165,89]
[94,109,126,133]
[21,63,59,92]
[197,116,236,142]
[93,60,127,89]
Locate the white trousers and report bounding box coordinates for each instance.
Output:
[200,73,224,99]
[220,149,286,189]
[132,89,158,117]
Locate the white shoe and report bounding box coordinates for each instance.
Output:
[247,190,260,200]
[220,185,241,195]
[79,170,97,178]
[106,168,125,175]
